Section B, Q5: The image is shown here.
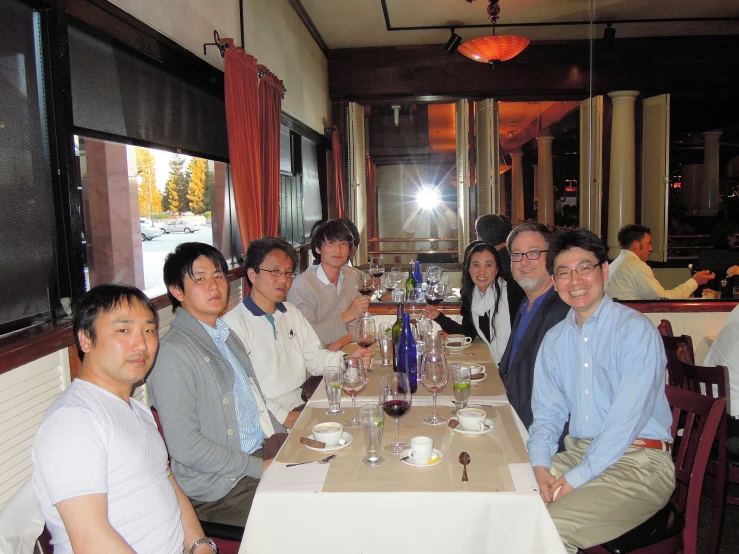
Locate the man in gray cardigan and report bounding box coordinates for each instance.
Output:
[287,219,369,350]
[148,243,283,527]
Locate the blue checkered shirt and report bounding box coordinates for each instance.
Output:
[200,319,264,454]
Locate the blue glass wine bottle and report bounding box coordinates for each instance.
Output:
[413,259,423,285]
[396,313,418,393]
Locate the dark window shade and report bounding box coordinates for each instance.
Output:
[279,174,303,245]
[0,0,55,334]
[68,26,228,161]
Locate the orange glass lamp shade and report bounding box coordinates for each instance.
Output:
[458,36,530,65]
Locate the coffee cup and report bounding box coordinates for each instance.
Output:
[456,408,487,431]
[312,422,344,447]
[447,334,472,347]
[409,436,433,462]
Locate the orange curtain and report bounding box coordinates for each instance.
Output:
[258,65,283,237]
[331,126,345,218]
[221,40,262,253]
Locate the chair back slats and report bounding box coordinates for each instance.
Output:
[680,361,729,402]
[666,385,726,554]
[662,335,695,388]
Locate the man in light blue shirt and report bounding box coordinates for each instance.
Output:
[527,229,675,554]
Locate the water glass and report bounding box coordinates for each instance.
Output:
[360,404,385,466]
[391,289,405,303]
[324,366,344,415]
[415,340,425,375]
[451,364,471,412]
[379,336,393,365]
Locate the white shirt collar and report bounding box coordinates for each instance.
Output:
[316,264,344,293]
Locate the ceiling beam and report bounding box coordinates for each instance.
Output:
[501,101,580,153]
[288,0,329,57]
[328,35,739,103]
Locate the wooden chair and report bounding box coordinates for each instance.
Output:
[583,386,726,554]
[661,335,694,388]
[681,360,735,553]
[657,319,674,338]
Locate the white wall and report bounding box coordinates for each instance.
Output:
[108,0,330,133]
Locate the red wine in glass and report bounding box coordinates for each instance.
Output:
[357,336,375,348]
[371,270,384,278]
[382,399,410,418]
[358,287,374,296]
[426,296,443,305]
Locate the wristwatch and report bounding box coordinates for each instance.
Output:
[190,537,218,554]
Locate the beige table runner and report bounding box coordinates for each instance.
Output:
[277,405,528,493]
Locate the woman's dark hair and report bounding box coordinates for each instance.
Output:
[73,283,157,361]
[163,242,229,309]
[460,241,504,340]
[244,237,299,286]
[311,219,355,264]
[546,228,608,274]
[710,221,739,250]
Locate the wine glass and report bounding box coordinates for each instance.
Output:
[356,315,376,372]
[342,358,368,428]
[421,352,448,425]
[451,364,471,413]
[357,271,375,315]
[369,257,385,280]
[425,282,445,306]
[425,265,443,286]
[381,372,412,454]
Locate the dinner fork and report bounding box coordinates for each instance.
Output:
[286,454,337,468]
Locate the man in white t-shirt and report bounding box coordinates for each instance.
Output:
[31,284,216,554]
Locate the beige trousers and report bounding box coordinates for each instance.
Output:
[548,436,675,554]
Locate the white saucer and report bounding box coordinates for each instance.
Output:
[450,418,495,436]
[446,343,472,353]
[304,432,353,452]
[400,448,444,467]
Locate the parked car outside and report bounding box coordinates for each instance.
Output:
[163,220,201,234]
[141,223,163,241]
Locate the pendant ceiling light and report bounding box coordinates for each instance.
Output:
[458,0,530,67]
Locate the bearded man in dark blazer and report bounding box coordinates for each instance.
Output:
[498,222,569,428]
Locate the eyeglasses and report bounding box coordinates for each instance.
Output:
[510,249,547,262]
[554,262,603,281]
[256,267,298,279]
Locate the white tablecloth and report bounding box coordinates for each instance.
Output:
[239,356,564,553]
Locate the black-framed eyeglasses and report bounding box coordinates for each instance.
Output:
[554,262,603,281]
[511,250,548,262]
[256,267,298,279]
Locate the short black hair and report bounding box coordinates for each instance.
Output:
[710,221,739,250]
[73,284,156,361]
[311,219,355,264]
[617,224,651,250]
[337,218,360,248]
[506,221,553,253]
[475,214,512,245]
[163,242,229,309]
[244,237,299,286]
[547,228,608,274]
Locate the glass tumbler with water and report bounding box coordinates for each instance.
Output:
[452,364,471,412]
[360,404,385,466]
[324,366,344,415]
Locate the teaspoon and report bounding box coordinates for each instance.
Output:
[721,274,728,288]
[459,452,470,482]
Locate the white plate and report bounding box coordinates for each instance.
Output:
[400,448,444,467]
[445,343,472,353]
[303,432,353,452]
[450,418,496,436]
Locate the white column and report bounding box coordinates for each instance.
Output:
[701,130,722,216]
[536,134,554,226]
[510,149,524,225]
[606,90,639,258]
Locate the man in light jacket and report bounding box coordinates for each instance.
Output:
[148,242,282,528]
